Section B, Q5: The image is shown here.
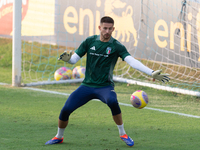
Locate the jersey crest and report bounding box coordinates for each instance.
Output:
[106,47,112,54]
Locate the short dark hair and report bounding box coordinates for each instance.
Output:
[100,16,114,24]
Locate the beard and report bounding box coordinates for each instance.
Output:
[103,33,111,40]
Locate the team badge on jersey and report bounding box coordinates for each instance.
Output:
[106,47,111,54]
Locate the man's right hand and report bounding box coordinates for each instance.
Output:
[58,50,72,62]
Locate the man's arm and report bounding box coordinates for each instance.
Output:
[124,55,170,83]
[124,55,153,76]
[68,53,81,64]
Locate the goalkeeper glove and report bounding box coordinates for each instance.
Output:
[152,69,170,83]
[58,50,72,62]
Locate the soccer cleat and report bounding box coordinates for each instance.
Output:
[45,137,64,145]
[120,134,134,147]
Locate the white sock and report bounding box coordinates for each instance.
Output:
[55,127,65,139]
[117,124,126,136]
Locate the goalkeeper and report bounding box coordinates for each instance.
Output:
[45,16,170,147]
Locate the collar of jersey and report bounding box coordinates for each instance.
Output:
[96,35,114,43]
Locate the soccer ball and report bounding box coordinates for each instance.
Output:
[54,67,72,81]
[130,90,149,109]
[72,66,86,79]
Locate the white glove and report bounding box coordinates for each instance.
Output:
[152,69,170,83]
[58,50,72,62]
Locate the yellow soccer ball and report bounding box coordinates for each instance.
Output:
[54,67,72,81]
[130,90,149,109]
[72,66,86,79]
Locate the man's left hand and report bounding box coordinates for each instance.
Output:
[152,70,170,83]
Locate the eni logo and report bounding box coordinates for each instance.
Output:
[104,0,138,46]
[63,0,138,46]
[62,0,200,61]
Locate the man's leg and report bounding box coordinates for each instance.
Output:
[95,86,134,147]
[113,113,123,125]
[113,113,126,135]
[54,119,69,139]
[58,119,68,128]
[45,85,95,145]
[113,113,134,147]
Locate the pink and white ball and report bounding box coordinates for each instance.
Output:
[72,66,86,79]
[130,90,149,109]
[54,67,72,81]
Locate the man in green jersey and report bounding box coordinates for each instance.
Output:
[45,16,170,147]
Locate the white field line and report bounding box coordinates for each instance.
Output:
[0,83,8,85]
[118,102,200,118]
[0,83,199,119]
[23,87,200,119]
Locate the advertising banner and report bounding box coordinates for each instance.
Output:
[0,0,200,68]
[0,0,28,35]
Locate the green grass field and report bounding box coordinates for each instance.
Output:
[1,38,200,149]
[1,82,200,150]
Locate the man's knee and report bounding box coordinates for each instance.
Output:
[59,107,72,121]
[107,98,121,115]
[107,97,118,107]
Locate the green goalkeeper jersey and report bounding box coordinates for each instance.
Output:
[75,35,130,88]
